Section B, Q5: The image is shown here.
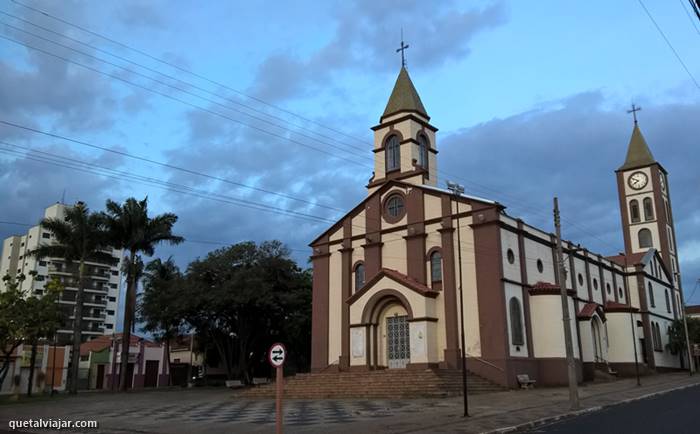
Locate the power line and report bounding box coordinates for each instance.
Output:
[680,0,700,35]
[0,143,335,225]
[9,0,371,148]
[0,10,372,156]
[637,0,700,91]
[0,33,372,171]
[0,119,348,214]
[0,20,373,167]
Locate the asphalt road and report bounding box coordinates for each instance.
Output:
[526,384,700,434]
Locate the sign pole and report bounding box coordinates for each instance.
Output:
[268,343,286,434]
[276,365,283,434]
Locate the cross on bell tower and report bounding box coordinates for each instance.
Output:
[396,30,409,68]
[627,104,642,125]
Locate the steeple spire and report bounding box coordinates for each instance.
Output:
[381,67,428,120]
[619,122,655,171]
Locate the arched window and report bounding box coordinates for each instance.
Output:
[509,297,525,346]
[354,263,365,292]
[385,135,400,172]
[664,289,670,313]
[643,197,654,221]
[648,282,655,307]
[385,194,404,219]
[638,228,652,248]
[430,251,442,282]
[417,134,429,170]
[651,322,658,350]
[630,199,640,223]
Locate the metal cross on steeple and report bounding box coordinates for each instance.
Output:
[396,29,409,68]
[627,104,642,124]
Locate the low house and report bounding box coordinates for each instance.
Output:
[79,333,169,390]
[1,342,70,395]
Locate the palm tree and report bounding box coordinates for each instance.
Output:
[27,202,114,394]
[139,257,183,385]
[102,197,183,391]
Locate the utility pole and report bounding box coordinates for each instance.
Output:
[553,197,579,410]
[677,272,695,375]
[447,181,469,417]
[620,252,641,386]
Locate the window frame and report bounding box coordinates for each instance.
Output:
[643,197,654,221]
[385,134,401,172]
[630,199,640,223]
[638,228,653,248]
[508,297,525,347]
[417,133,429,172]
[353,261,365,292]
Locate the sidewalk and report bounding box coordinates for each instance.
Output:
[312,372,700,434]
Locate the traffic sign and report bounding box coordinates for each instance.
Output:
[268,343,286,368]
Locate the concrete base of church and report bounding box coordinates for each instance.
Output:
[465,357,583,389]
[608,362,652,377]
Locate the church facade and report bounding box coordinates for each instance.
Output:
[309,67,687,388]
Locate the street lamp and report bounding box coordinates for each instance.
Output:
[619,253,641,386]
[446,181,469,418]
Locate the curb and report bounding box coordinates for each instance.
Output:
[483,381,700,434]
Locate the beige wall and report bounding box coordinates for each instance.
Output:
[327,245,343,366]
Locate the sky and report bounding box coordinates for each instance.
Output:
[1,0,699,324]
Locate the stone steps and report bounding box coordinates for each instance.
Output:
[242,369,503,399]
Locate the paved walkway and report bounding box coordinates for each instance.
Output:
[1,373,699,433]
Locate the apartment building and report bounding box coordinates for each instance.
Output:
[0,203,123,344]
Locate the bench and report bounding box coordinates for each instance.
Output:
[516,374,536,389]
[225,380,244,389]
[252,377,269,385]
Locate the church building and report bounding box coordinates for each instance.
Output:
[309,66,687,388]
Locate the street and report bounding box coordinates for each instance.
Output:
[525,383,700,434]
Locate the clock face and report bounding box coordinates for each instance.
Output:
[628,171,648,190]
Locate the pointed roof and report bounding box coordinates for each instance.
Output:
[382,67,428,119]
[619,124,655,171]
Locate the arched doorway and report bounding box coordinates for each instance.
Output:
[361,289,414,369]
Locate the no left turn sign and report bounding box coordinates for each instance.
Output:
[268,343,286,368]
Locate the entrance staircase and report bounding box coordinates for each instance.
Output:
[241,369,504,399]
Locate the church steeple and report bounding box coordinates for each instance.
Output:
[368,66,437,194]
[619,123,656,171]
[382,67,429,121]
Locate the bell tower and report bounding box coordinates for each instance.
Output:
[367,67,438,195]
[615,110,680,287]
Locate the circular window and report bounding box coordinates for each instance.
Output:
[507,249,515,264]
[578,273,584,286]
[593,278,598,290]
[383,194,405,223]
[536,259,544,273]
[606,283,611,295]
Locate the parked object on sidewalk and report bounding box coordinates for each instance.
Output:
[225,380,244,389]
[517,374,536,389]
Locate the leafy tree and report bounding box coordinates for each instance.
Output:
[24,278,63,396]
[138,257,183,384]
[102,197,183,391]
[27,202,114,394]
[667,317,700,365]
[0,274,27,388]
[180,241,311,383]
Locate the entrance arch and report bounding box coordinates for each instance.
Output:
[361,289,414,368]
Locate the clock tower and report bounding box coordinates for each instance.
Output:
[616,120,681,287]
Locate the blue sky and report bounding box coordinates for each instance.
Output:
[1,0,699,324]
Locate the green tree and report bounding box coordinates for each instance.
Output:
[180,241,311,383]
[102,197,183,391]
[24,277,63,396]
[138,257,183,385]
[0,274,27,388]
[27,202,114,394]
[667,317,700,367]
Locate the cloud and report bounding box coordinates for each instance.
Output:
[249,0,508,102]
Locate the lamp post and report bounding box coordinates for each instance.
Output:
[620,253,641,386]
[447,181,469,417]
